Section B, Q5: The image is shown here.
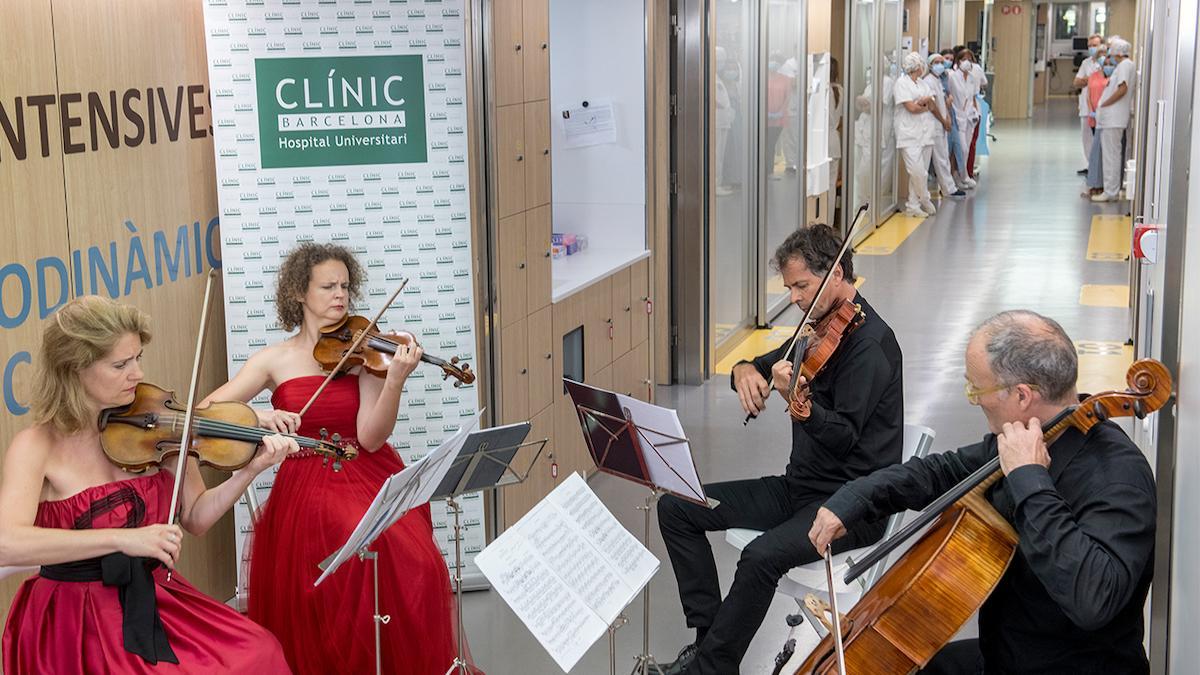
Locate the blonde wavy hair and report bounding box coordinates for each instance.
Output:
[31,296,152,434]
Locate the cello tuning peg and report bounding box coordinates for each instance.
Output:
[319,427,329,440]
[333,460,342,472]
[1092,401,1108,421]
[450,356,460,364]
[1134,399,1146,419]
[332,432,342,443]
[452,380,462,388]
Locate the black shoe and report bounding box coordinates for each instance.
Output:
[1076,168,1088,175]
[660,643,699,675]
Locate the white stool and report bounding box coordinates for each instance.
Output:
[724,423,936,637]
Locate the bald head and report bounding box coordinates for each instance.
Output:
[970,311,1078,404]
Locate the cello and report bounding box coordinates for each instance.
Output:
[794,358,1172,674]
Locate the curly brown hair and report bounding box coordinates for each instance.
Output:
[275,243,365,331]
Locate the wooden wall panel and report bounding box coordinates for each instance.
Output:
[992,0,1033,119]
[0,0,233,624]
[0,0,71,621]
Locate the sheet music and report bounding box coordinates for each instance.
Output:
[615,393,706,505]
[476,473,659,672]
[314,413,480,586]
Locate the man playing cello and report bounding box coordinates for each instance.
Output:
[810,310,1156,673]
[657,224,905,674]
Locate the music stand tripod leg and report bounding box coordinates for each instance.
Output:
[444,497,472,675]
[631,489,664,675]
[358,549,389,675]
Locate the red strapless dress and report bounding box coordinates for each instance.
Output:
[248,375,459,675]
[2,470,290,674]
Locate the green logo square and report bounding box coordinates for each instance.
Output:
[255,55,428,168]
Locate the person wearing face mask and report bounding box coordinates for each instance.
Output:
[939,49,967,180]
[1073,34,1106,173]
[946,49,981,189]
[1083,47,1110,198]
[1092,39,1135,203]
[894,52,939,216]
[923,54,966,201]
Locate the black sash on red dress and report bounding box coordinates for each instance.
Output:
[40,554,178,665]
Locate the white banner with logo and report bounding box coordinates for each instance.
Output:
[201,0,485,596]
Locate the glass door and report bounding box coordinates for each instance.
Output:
[847,0,878,242]
[761,0,807,318]
[712,0,757,355]
[877,0,901,220]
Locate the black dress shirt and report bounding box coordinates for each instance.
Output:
[733,293,904,502]
[824,420,1156,674]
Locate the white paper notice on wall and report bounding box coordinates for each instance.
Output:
[560,101,618,149]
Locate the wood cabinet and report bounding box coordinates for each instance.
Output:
[493,0,525,107]
[614,339,651,401]
[525,205,551,312]
[495,104,527,218]
[500,318,529,424]
[584,278,613,377]
[503,405,555,525]
[610,266,632,358]
[630,258,650,342]
[527,305,553,415]
[497,212,527,325]
[523,101,552,209]
[521,0,550,101]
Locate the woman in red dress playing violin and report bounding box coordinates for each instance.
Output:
[0,296,296,674]
[201,243,463,675]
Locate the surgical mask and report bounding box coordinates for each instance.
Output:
[932,63,946,76]
[959,60,972,72]
[1088,46,1099,57]
[1103,64,1116,77]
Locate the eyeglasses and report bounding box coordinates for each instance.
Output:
[964,381,1040,405]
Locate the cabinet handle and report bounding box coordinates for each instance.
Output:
[516,154,524,162]
[541,43,547,50]
[516,43,522,51]
[624,305,631,312]
[520,368,528,375]
[543,148,549,155]
[518,262,526,269]
[544,250,551,258]
[545,353,552,360]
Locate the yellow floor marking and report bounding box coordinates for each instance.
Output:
[856,213,923,256]
[1075,340,1134,394]
[1079,284,1129,307]
[715,325,796,375]
[714,280,865,375]
[1086,214,1131,261]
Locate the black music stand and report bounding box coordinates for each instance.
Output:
[432,423,548,675]
[564,379,709,675]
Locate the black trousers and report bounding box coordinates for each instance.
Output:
[657,475,885,674]
[919,639,984,674]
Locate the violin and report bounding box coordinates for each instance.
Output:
[794,359,1173,674]
[313,314,475,387]
[100,382,358,473]
[786,300,866,422]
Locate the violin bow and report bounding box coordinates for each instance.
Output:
[296,278,408,418]
[163,269,219,577]
[744,204,869,425]
[824,545,849,675]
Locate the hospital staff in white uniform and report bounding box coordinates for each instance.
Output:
[945,49,980,190]
[1093,38,1135,202]
[893,52,937,217]
[922,53,964,200]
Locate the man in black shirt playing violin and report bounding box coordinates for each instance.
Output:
[810,310,1156,674]
[658,224,905,675]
